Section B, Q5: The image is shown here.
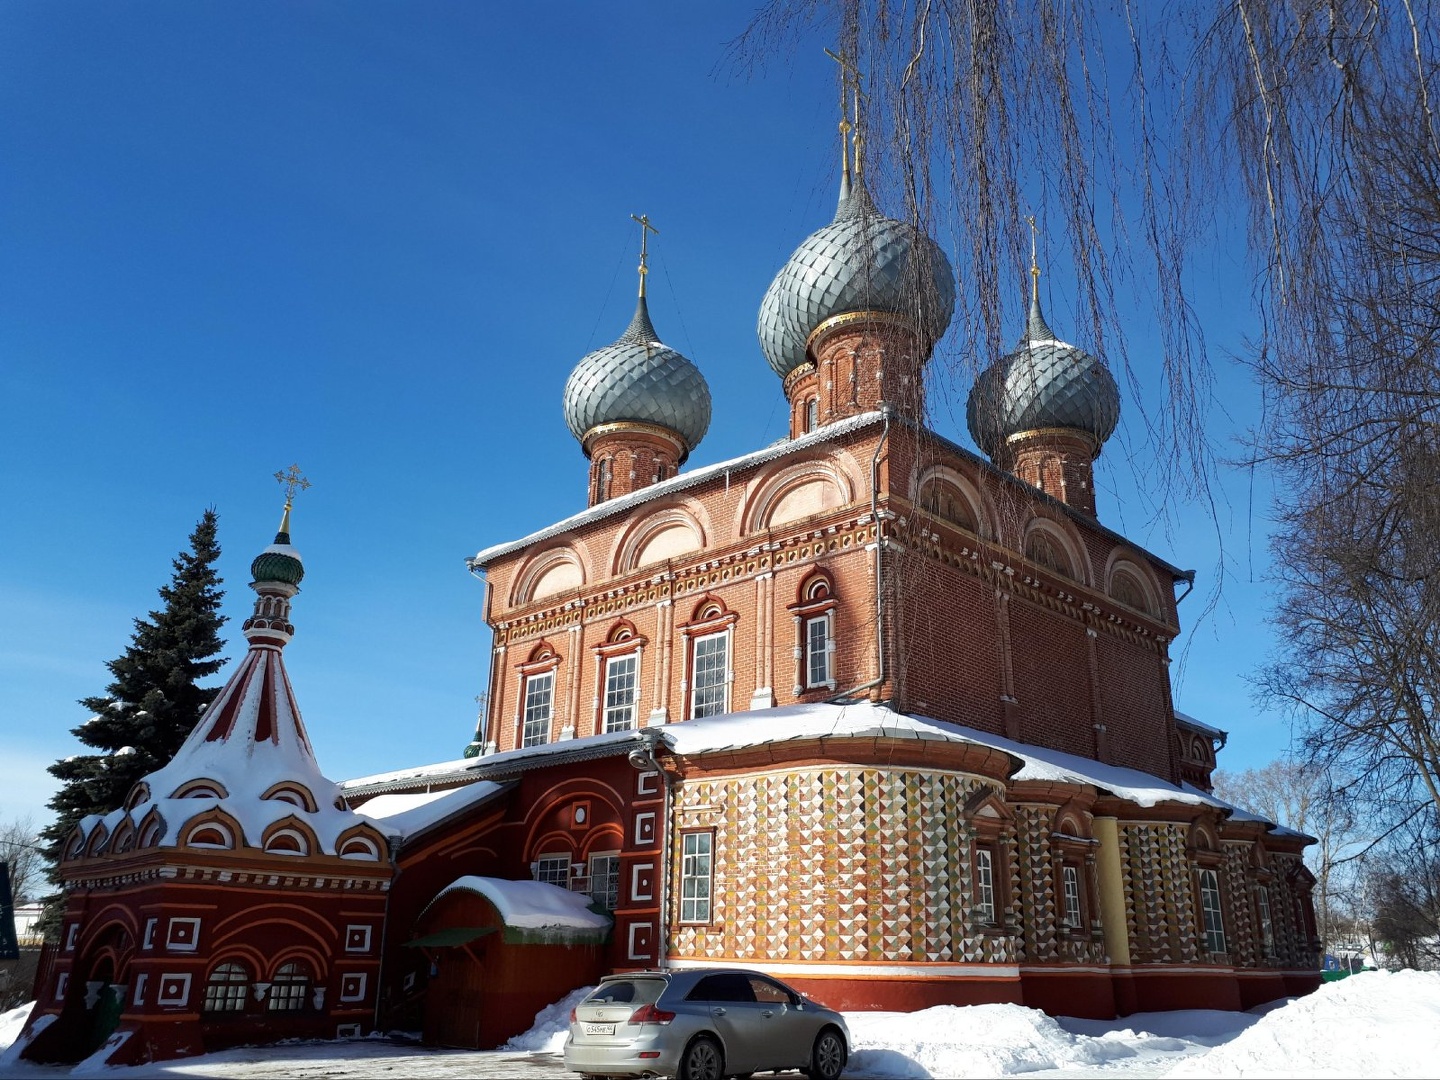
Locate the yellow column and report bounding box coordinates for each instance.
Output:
[1093,816,1131,965]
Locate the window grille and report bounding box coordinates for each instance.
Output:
[691,632,728,718]
[522,671,554,747]
[680,832,713,922]
[604,655,638,732]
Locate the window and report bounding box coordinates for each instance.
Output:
[1199,869,1226,953]
[1062,865,1083,929]
[203,961,248,1013]
[604,654,639,732]
[1257,886,1275,955]
[1025,529,1073,579]
[805,613,832,689]
[690,631,729,718]
[919,477,977,532]
[521,671,554,747]
[680,832,713,923]
[589,853,620,910]
[805,398,819,432]
[534,853,571,889]
[597,457,611,501]
[974,847,996,925]
[268,962,309,1012]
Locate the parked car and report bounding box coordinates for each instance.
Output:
[563,967,850,1080]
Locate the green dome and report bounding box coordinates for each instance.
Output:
[251,538,305,586]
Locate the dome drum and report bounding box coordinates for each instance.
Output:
[585,422,689,505]
[798,312,927,430]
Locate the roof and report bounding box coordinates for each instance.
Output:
[468,408,1191,584]
[468,411,887,568]
[1175,710,1229,742]
[342,701,1305,823]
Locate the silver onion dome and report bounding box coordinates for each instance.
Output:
[757,178,957,379]
[563,295,712,454]
[966,289,1121,458]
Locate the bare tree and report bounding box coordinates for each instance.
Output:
[733,0,1439,824]
[1213,762,1364,945]
[0,816,45,905]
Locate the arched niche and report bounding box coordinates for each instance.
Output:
[1022,516,1090,585]
[1105,552,1164,619]
[740,457,858,534]
[912,463,991,538]
[512,545,587,606]
[611,504,708,575]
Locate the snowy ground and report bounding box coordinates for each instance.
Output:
[3,969,1439,1078]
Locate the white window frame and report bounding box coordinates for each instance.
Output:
[521,670,555,748]
[804,612,833,689]
[589,851,621,910]
[203,961,249,1013]
[603,654,639,733]
[1062,864,1082,929]
[680,832,713,923]
[690,631,730,719]
[1257,886,1275,955]
[534,852,571,889]
[1199,868,1227,953]
[267,962,309,1012]
[975,847,996,925]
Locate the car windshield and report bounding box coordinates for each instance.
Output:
[584,979,665,1006]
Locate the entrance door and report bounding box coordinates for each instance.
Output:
[424,949,486,1049]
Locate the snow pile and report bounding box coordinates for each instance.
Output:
[847,1004,1148,1077]
[1170,970,1440,1078]
[502,985,594,1052]
[0,1003,34,1055]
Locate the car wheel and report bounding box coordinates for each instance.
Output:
[679,1034,724,1080]
[807,1027,847,1080]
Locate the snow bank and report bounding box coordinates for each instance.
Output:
[502,985,594,1052]
[848,1004,1148,1077]
[1170,969,1440,1078]
[0,1002,35,1053]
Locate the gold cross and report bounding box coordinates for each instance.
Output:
[1027,215,1041,282]
[631,213,659,297]
[825,48,867,177]
[274,463,311,507]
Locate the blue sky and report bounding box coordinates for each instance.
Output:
[0,2,1293,833]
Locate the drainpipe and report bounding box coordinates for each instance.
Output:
[628,732,675,970]
[829,405,892,703]
[467,563,498,755]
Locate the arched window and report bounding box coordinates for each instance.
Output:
[789,573,838,693]
[268,962,310,1012]
[204,961,249,1013]
[1110,568,1153,615]
[805,397,819,432]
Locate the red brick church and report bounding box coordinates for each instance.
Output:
[13,84,1319,1068]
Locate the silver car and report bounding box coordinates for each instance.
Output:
[563,967,850,1080]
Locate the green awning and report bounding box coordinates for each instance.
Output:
[403,926,497,948]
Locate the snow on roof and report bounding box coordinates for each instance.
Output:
[1183,782,1314,842]
[357,781,510,840]
[469,411,887,567]
[1174,710,1228,740]
[340,728,650,793]
[434,876,612,931]
[76,627,385,860]
[657,702,1213,810]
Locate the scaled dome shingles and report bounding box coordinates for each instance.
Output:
[966,327,1122,458]
[758,185,957,380]
[563,297,712,453]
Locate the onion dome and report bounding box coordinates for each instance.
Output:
[250,501,305,586]
[757,174,956,380]
[562,294,712,456]
[966,284,1121,458]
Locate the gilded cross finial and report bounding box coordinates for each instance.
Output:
[274,463,311,508]
[272,464,310,540]
[1027,215,1041,284]
[825,48,866,181]
[631,213,659,298]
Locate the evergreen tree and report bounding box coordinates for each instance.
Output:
[40,510,227,862]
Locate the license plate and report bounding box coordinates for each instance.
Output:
[584,1022,616,1035]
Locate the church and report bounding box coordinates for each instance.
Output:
[14,80,1320,1068]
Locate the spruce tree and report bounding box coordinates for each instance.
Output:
[41,510,227,861]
